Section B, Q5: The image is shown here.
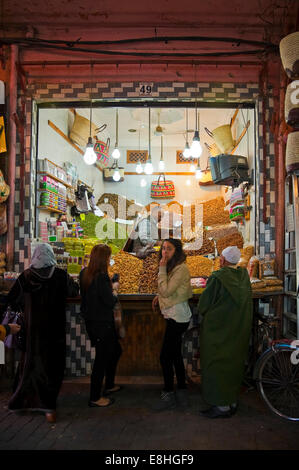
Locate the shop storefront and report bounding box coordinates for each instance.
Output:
[2,80,285,377]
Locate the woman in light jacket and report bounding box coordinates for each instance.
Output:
[152,238,192,410]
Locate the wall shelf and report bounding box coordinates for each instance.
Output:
[38,171,73,188]
[37,205,66,214]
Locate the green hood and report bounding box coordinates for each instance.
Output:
[213,266,250,305]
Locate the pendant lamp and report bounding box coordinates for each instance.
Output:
[183,108,192,158]
[83,100,97,165]
[158,135,165,171]
[144,108,153,175]
[135,126,143,174]
[112,108,120,159]
[190,100,202,159]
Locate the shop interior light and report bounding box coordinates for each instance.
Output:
[195,159,202,180]
[183,142,192,159]
[191,102,202,159]
[112,108,120,159]
[136,160,143,174]
[83,101,97,165]
[190,162,196,172]
[140,178,147,187]
[158,135,165,171]
[83,137,97,165]
[144,108,154,175]
[183,109,192,158]
[144,159,153,175]
[186,179,191,186]
[112,162,121,182]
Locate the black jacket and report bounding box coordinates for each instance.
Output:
[79,269,118,343]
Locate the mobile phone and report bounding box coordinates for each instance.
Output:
[112,273,120,283]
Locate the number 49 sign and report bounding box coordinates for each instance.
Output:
[139,83,153,96]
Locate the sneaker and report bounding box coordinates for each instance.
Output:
[153,391,177,411]
[200,406,232,419]
[176,389,189,408]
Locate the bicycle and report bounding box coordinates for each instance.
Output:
[182,315,299,422]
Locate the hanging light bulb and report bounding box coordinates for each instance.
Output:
[190,103,202,158]
[183,142,192,159]
[112,160,121,182]
[83,137,97,165]
[136,160,143,174]
[140,178,147,187]
[83,101,97,165]
[158,135,165,171]
[112,108,120,159]
[195,159,202,180]
[144,107,154,174]
[186,179,191,186]
[112,163,121,182]
[183,109,192,158]
[190,162,196,172]
[144,159,153,175]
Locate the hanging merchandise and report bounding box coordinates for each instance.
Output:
[75,183,91,213]
[0,116,7,153]
[151,174,175,199]
[286,131,299,173]
[69,109,103,148]
[93,136,112,169]
[0,170,10,203]
[103,160,125,182]
[0,203,7,235]
[279,31,299,80]
[229,187,245,222]
[285,82,299,129]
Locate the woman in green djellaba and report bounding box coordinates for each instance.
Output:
[197,246,253,419]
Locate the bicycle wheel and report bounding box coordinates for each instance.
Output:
[254,346,299,421]
[182,326,201,385]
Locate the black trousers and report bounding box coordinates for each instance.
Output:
[90,326,122,402]
[160,318,190,392]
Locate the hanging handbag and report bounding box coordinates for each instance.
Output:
[151,174,175,199]
[1,308,26,351]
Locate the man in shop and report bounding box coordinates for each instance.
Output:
[130,206,164,258]
[197,246,253,418]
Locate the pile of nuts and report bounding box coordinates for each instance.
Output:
[202,197,230,226]
[184,233,214,256]
[139,253,160,294]
[205,223,239,241]
[186,255,213,278]
[216,231,244,254]
[97,193,144,220]
[108,251,143,293]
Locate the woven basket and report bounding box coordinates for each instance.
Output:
[285,81,299,128]
[279,32,299,79]
[206,125,235,153]
[70,111,100,147]
[205,142,221,157]
[94,138,111,169]
[286,131,299,173]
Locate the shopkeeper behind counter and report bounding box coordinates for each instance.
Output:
[129,206,164,258]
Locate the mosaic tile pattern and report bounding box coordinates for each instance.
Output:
[12,80,276,376]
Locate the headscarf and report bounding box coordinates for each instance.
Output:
[221,246,241,265]
[30,243,56,269]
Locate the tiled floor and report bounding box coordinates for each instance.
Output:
[1,379,299,451]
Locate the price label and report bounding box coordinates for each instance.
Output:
[139,83,153,96]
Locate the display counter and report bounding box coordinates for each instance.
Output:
[64,291,283,378]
